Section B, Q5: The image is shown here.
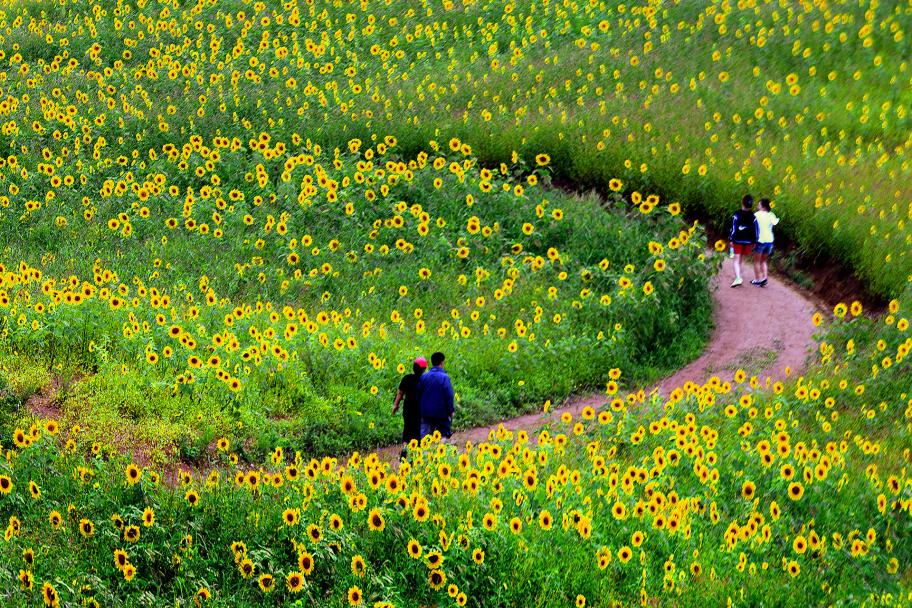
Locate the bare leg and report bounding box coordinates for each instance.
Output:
[761,254,769,281]
[733,254,742,280]
[753,252,761,281]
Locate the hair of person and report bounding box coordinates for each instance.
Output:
[759,198,771,210]
[741,194,753,208]
[412,362,426,374]
[431,352,445,366]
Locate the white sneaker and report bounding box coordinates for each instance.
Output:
[730,277,743,287]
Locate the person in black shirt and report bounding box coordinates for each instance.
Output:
[728,194,759,288]
[392,357,428,458]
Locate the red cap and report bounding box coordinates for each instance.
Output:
[414,357,428,369]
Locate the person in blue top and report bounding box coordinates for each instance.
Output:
[417,351,455,440]
[728,194,759,288]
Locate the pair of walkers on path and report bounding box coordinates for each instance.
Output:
[392,351,454,455]
[729,194,779,288]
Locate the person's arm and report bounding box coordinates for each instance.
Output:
[393,376,409,414]
[771,213,780,226]
[392,389,404,415]
[753,217,759,242]
[729,214,737,242]
[444,376,455,418]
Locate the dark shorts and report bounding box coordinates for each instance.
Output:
[731,243,754,256]
[754,242,773,255]
[420,417,452,439]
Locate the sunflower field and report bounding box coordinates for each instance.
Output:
[0,0,911,605]
[1,0,909,297]
[0,0,718,459]
[0,124,715,458]
[0,300,910,607]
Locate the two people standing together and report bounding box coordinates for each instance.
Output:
[729,194,780,288]
[392,351,454,457]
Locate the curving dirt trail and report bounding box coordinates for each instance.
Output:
[376,253,818,459]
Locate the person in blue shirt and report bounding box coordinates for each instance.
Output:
[417,351,455,440]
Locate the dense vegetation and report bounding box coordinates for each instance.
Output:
[0,0,910,606]
[0,0,718,459]
[0,299,909,607]
[2,0,909,297]
[0,141,714,458]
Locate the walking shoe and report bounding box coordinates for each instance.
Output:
[750,279,761,285]
[730,277,743,287]
[759,278,768,287]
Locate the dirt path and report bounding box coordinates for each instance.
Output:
[376,253,818,459]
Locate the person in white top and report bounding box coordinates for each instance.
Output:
[752,198,779,287]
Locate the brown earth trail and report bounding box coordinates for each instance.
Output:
[376,253,818,460]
